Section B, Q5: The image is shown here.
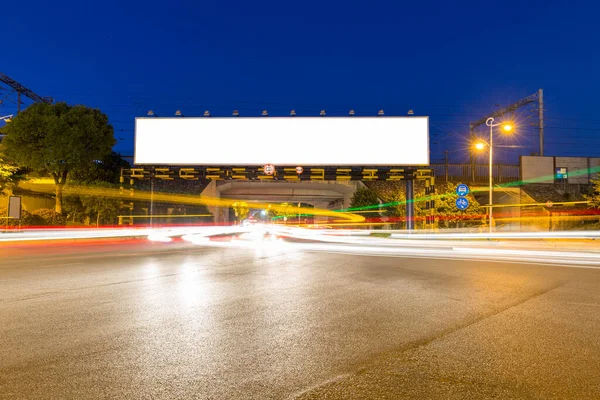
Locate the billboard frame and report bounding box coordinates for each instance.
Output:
[134,116,430,167]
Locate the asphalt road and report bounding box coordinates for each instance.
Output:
[1,239,600,399]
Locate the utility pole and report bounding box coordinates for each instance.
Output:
[445,150,449,182]
[406,178,414,231]
[469,125,475,182]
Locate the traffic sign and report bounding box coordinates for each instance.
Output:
[295,166,304,174]
[456,197,469,210]
[456,183,470,196]
[546,201,553,208]
[263,164,275,175]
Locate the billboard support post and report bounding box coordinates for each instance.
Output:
[406,179,414,231]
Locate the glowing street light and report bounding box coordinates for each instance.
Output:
[480,117,516,232]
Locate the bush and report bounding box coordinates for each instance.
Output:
[0,206,35,227]
[31,208,66,226]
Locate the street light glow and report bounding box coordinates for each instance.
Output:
[475,142,485,150]
[503,124,513,132]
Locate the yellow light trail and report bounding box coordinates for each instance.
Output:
[61,185,365,223]
[118,214,213,218]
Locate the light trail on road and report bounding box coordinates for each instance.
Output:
[2,233,600,399]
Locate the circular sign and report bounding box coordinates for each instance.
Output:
[456,183,470,197]
[546,201,553,208]
[295,166,304,174]
[456,197,469,210]
[263,164,275,175]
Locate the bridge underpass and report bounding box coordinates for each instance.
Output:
[201,180,364,222]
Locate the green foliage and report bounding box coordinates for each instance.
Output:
[431,182,486,228]
[0,207,65,227]
[367,181,485,228]
[0,147,25,195]
[350,188,380,209]
[62,192,121,226]
[232,201,250,221]
[0,207,33,226]
[268,202,304,221]
[70,152,130,184]
[2,102,115,213]
[80,195,121,226]
[31,209,66,226]
[0,154,18,194]
[585,175,600,209]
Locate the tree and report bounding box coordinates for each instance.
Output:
[232,201,250,221]
[2,102,115,213]
[0,152,19,195]
[0,144,26,196]
[80,195,121,227]
[350,188,380,210]
[70,152,130,184]
[432,182,485,228]
[369,181,485,229]
[585,175,600,209]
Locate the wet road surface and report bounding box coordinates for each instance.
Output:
[1,239,600,399]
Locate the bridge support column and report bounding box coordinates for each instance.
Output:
[202,181,229,223]
[313,201,330,225]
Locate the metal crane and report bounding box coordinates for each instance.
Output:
[0,72,53,113]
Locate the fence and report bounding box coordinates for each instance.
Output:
[431,164,520,183]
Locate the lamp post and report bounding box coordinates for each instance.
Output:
[478,117,513,233]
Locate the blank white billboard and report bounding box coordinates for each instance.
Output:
[134,117,429,166]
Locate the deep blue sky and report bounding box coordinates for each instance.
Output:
[1,0,599,163]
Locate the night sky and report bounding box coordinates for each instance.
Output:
[1,0,599,164]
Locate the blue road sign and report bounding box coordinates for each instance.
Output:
[456,183,470,196]
[456,197,469,210]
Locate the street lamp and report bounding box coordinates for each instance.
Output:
[477,117,514,232]
[0,114,13,123]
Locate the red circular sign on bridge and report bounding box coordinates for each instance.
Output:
[295,166,304,174]
[546,201,553,208]
[263,164,275,175]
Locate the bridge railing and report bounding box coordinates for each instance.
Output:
[431,164,520,183]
